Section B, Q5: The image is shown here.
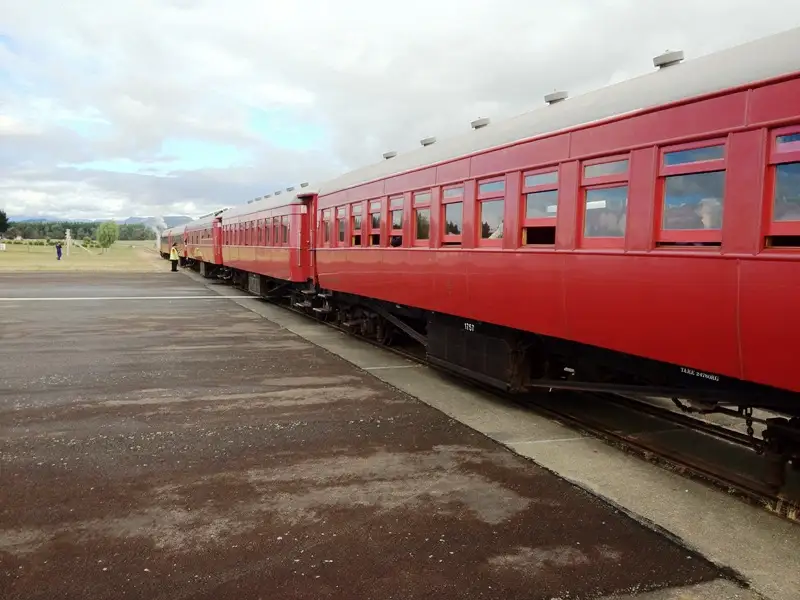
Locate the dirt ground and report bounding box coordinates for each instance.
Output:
[0,273,724,599]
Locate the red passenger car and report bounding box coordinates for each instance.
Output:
[218,189,316,295]
[165,27,800,478]
[307,27,800,421]
[184,212,225,277]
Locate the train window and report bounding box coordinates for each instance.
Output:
[443,202,463,246]
[584,186,628,238]
[776,133,800,153]
[480,199,504,239]
[369,200,381,246]
[336,208,346,244]
[443,186,464,198]
[415,208,430,241]
[773,163,800,221]
[414,191,431,205]
[479,180,505,195]
[281,216,290,245]
[478,177,505,246]
[765,127,800,248]
[584,159,628,179]
[656,139,726,247]
[525,190,558,219]
[351,203,362,246]
[524,171,558,187]
[391,208,403,229]
[272,218,279,246]
[322,209,331,244]
[523,168,559,247]
[664,145,725,166]
[390,196,403,245]
[441,185,463,246]
[662,172,725,230]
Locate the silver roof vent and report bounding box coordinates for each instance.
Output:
[286,186,295,192]
[420,136,436,147]
[383,151,397,160]
[300,182,309,188]
[545,91,568,104]
[653,49,684,69]
[471,117,490,130]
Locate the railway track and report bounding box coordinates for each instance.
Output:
[226,280,800,525]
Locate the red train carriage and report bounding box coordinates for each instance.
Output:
[184,211,225,277]
[218,189,316,297]
[172,27,800,480]
[304,28,800,435]
[159,226,187,260]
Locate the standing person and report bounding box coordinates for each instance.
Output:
[169,243,179,272]
[55,242,62,261]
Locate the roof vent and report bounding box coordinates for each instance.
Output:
[420,136,436,147]
[286,186,295,192]
[545,91,568,104]
[275,190,282,195]
[653,49,684,69]
[300,182,309,188]
[383,151,397,160]
[471,117,490,130]
[265,194,272,198]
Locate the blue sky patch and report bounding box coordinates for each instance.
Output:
[246,107,326,151]
[67,137,252,175]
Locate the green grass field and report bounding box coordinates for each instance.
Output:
[0,240,168,272]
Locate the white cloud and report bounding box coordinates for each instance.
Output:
[1,0,799,220]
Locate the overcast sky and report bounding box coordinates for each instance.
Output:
[1,1,799,221]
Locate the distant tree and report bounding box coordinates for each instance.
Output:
[0,209,8,235]
[96,221,120,251]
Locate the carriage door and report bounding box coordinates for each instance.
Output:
[212,218,223,264]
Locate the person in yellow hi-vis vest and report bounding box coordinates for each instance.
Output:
[169,243,179,272]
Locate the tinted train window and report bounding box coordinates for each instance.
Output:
[584,186,628,238]
[525,172,558,187]
[480,199,504,239]
[415,209,430,240]
[479,180,505,195]
[414,191,431,204]
[443,186,464,198]
[526,190,558,218]
[777,133,800,151]
[584,159,628,179]
[663,171,725,230]
[774,162,800,221]
[392,209,403,229]
[664,145,725,166]
[444,203,462,235]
